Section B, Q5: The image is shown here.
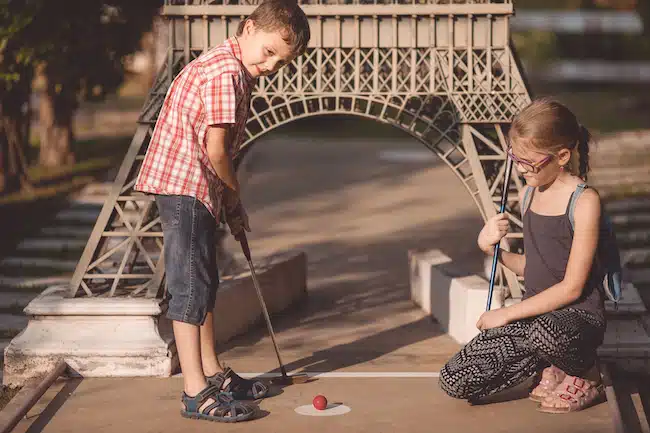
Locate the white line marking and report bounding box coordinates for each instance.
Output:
[237,372,440,379]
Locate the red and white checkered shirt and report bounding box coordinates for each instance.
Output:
[135,36,255,219]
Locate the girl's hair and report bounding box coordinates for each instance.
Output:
[508,97,592,181]
[236,0,311,56]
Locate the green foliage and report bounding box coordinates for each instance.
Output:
[35,0,162,105]
[511,30,558,68]
[0,0,40,90]
[1,0,162,104]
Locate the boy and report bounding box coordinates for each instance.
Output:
[134,0,310,423]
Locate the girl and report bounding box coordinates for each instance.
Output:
[439,98,606,413]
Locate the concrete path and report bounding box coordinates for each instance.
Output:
[7,118,632,432]
[13,376,617,433]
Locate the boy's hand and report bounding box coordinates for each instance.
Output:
[476,308,511,331]
[478,213,509,253]
[225,201,251,239]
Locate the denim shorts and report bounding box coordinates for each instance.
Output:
[155,194,219,325]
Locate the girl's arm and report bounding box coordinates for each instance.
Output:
[477,233,526,276]
[499,250,526,277]
[477,187,528,276]
[504,188,601,322]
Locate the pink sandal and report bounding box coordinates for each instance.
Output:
[529,366,566,402]
[538,374,605,413]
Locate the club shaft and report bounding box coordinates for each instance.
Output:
[245,258,288,377]
[486,156,514,311]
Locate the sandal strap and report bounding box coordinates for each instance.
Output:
[181,385,228,412]
[218,367,268,397]
[550,376,603,408]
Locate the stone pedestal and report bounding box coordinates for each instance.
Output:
[3,285,176,387]
[3,250,308,387]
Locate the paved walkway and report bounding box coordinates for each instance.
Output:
[10,118,626,432]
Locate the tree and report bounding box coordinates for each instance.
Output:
[1,1,162,190]
[34,0,162,168]
[0,1,40,193]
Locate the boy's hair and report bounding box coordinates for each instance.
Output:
[509,97,592,181]
[237,0,311,56]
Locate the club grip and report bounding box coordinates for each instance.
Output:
[238,231,252,261]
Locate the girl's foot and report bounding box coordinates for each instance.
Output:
[538,374,604,413]
[529,366,566,402]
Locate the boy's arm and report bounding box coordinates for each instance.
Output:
[504,188,601,322]
[205,125,240,202]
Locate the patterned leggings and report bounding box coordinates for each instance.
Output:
[439,308,605,401]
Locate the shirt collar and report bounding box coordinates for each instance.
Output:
[227,36,255,84]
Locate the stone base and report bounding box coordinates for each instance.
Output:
[3,250,308,387]
[409,249,504,344]
[3,285,176,387]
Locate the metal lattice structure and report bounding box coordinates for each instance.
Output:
[68,0,531,299]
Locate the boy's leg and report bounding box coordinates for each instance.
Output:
[157,194,216,395]
[440,320,547,401]
[174,321,208,395]
[157,195,255,421]
[200,271,270,400]
[201,311,225,376]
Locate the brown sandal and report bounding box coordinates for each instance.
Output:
[538,375,605,413]
[529,366,566,402]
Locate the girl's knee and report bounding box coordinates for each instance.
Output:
[526,318,570,358]
[439,363,479,400]
[439,373,467,399]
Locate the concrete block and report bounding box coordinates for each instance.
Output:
[213,250,307,344]
[409,249,503,344]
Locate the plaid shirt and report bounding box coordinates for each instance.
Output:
[135,37,255,219]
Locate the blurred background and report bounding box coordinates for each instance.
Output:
[0,0,649,382]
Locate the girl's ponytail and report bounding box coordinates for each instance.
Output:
[576,125,591,181]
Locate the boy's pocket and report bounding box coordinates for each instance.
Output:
[155,195,183,230]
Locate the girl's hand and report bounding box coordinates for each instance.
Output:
[476,308,511,331]
[478,213,510,253]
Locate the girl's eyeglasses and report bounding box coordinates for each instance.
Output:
[506,146,554,173]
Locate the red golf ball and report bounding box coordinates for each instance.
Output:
[312,395,328,410]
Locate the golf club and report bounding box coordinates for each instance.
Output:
[237,231,309,385]
[486,155,514,311]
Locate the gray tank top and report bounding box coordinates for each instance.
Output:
[523,189,605,320]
